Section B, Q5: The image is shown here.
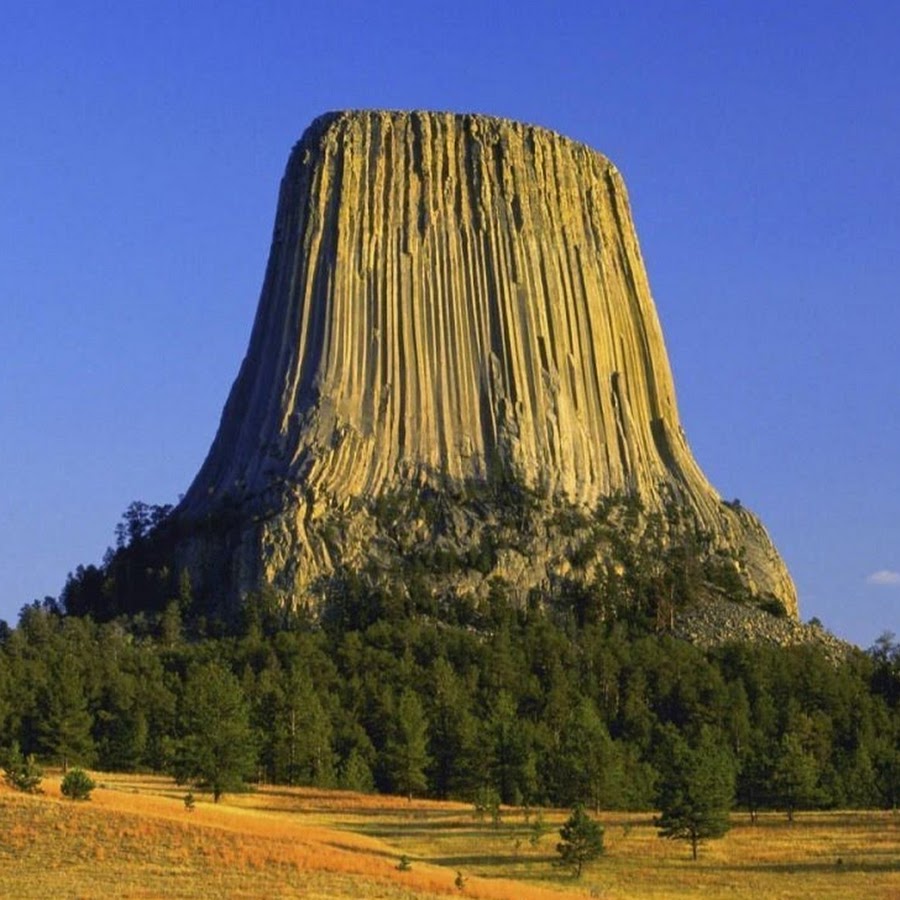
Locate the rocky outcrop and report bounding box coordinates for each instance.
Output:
[672,599,853,664]
[177,111,797,619]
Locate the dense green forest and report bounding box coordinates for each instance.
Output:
[2,499,898,813]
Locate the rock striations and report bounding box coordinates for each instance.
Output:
[177,110,797,620]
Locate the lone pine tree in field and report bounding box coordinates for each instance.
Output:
[655,726,735,860]
[174,661,256,802]
[60,767,95,801]
[556,804,604,877]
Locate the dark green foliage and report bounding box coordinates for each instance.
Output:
[735,734,772,824]
[257,666,335,787]
[38,651,95,772]
[1,592,895,813]
[485,691,535,806]
[556,804,604,877]
[174,661,257,802]
[339,748,375,793]
[759,596,789,618]
[426,657,480,798]
[60,767,95,800]
[3,741,43,793]
[0,594,893,815]
[552,699,626,811]
[772,730,821,821]
[62,502,176,621]
[472,785,501,823]
[872,734,900,811]
[383,689,431,800]
[654,727,735,859]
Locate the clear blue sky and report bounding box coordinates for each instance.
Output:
[2,1,898,647]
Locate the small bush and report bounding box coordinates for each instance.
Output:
[529,811,548,847]
[556,805,605,877]
[61,768,96,801]
[3,742,43,794]
[472,786,501,823]
[759,596,788,618]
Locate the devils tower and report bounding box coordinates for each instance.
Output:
[176,110,797,621]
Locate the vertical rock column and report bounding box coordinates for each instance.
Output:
[178,110,797,618]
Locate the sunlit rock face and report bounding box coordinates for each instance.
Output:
[177,111,797,618]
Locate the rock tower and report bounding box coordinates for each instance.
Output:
[177,111,797,619]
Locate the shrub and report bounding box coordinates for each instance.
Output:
[759,596,788,618]
[61,768,96,801]
[3,742,43,794]
[556,804,604,877]
[472,785,501,823]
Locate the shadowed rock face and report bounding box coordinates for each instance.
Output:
[178,110,797,618]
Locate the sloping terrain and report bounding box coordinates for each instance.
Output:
[2,775,896,899]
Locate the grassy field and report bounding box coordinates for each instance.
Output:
[1,774,897,899]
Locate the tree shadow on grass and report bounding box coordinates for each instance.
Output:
[360,825,523,840]
[429,855,580,886]
[430,853,558,869]
[702,859,900,875]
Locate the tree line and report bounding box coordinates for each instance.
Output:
[1,587,898,817]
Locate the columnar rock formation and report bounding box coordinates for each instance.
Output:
[177,110,797,619]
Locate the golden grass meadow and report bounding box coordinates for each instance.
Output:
[1,774,897,899]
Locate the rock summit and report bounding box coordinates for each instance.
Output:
[176,111,797,620]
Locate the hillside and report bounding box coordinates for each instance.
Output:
[2,774,896,899]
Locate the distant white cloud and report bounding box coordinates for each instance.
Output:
[866,570,900,586]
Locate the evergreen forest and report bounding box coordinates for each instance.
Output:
[2,497,898,817]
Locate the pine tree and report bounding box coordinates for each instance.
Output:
[486,691,535,805]
[427,657,479,798]
[555,804,604,877]
[271,667,335,786]
[556,699,625,810]
[3,741,43,793]
[93,665,148,772]
[38,653,94,772]
[772,731,820,821]
[175,661,257,802]
[60,767,95,801]
[0,653,10,744]
[340,747,375,793]
[735,732,772,824]
[872,723,900,811]
[655,727,735,860]
[384,689,430,800]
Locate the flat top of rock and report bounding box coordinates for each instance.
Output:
[298,108,612,163]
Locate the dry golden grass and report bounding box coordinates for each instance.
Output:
[1,773,897,899]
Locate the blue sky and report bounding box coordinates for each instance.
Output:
[2,1,898,647]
